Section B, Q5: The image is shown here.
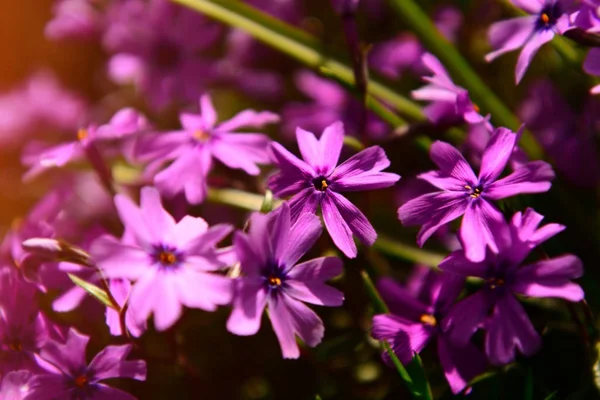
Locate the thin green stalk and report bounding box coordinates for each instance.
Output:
[171,0,424,122]
[373,235,446,268]
[386,0,543,159]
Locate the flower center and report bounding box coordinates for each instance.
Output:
[77,128,88,141]
[473,103,480,113]
[312,176,329,191]
[9,340,22,352]
[74,375,88,388]
[487,277,506,290]
[192,129,210,141]
[152,244,183,268]
[268,275,282,288]
[159,251,177,265]
[464,185,483,198]
[419,314,437,327]
[536,3,561,29]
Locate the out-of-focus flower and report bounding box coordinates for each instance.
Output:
[485,0,571,83]
[227,203,344,359]
[398,127,554,262]
[519,80,600,187]
[26,329,146,400]
[370,7,463,80]
[269,121,400,258]
[22,108,148,181]
[136,94,277,205]
[584,48,600,94]
[372,268,487,394]
[0,71,88,147]
[45,0,102,41]
[103,0,221,110]
[282,71,389,139]
[0,370,32,400]
[412,54,492,128]
[91,187,234,331]
[440,208,583,365]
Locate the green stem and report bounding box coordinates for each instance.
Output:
[386,0,543,159]
[171,0,424,123]
[373,235,446,268]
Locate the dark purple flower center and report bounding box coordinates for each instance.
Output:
[536,3,561,30]
[8,339,23,352]
[151,244,184,269]
[464,184,484,199]
[487,277,506,289]
[312,176,330,191]
[263,263,287,293]
[74,375,89,389]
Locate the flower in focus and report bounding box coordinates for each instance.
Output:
[440,208,583,365]
[136,94,278,205]
[91,187,234,331]
[372,267,487,394]
[269,121,400,258]
[26,328,146,400]
[398,127,554,262]
[412,53,491,128]
[485,0,571,83]
[226,203,344,358]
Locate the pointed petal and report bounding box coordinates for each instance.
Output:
[88,344,146,381]
[459,200,506,262]
[287,257,343,281]
[515,29,555,84]
[438,335,488,394]
[485,160,554,200]
[485,17,537,62]
[114,193,152,248]
[442,290,493,347]
[438,250,488,278]
[287,189,320,222]
[199,94,217,129]
[479,127,518,183]
[90,235,149,280]
[321,194,357,258]
[371,314,414,365]
[268,142,313,198]
[285,281,344,306]
[513,255,584,301]
[281,212,322,268]
[316,121,344,175]
[428,141,477,183]
[216,110,279,132]
[139,187,175,243]
[330,192,377,246]
[485,294,541,365]
[227,278,267,336]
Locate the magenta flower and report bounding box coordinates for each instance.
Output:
[45,0,101,41]
[372,268,487,394]
[398,126,554,262]
[0,371,32,400]
[268,121,400,258]
[412,54,491,128]
[485,0,571,83]
[136,94,278,205]
[440,208,584,365]
[91,187,234,331]
[26,329,146,400]
[226,203,344,359]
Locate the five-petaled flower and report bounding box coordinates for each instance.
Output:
[398,126,554,262]
[91,187,235,331]
[25,328,146,400]
[226,203,344,359]
[268,121,400,258]
[440,208,584,365]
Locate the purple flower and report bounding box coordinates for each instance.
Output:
[45,0,101,41]
[440,208,584,365]
[26,328,146,400]
[268,121,400,258]
[0,371,32,400]
[91,187,234,331]
[226,203,344,359]
[135,94,277,205]
[398,127,554,262]
[22,108,148,181]
[485,0,571,83]
[372,267,486,393]
[103,0,221,110]
[412,54,491,128]
[281,71,389,139]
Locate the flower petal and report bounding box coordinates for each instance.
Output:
[285,281,344,306]
[226,278,267,336]
[442,290,493,347]
[321,193,357,258]
[437,335,487,394]
[428,141,477,183]
[513,255,584,301]
[478,127,518,183]
[485,294,541,365]
[268,142,313,198]
[90,235,149,280]
[515,29,555,84]
[329,192,377,247]
[484,160,554,200]
[88,344,146,381]
[281,212,323,268]
[459,200,506,262]
[216,110,279,132]
[438,250,488,279]
[485,17,537,62]
[39,328,89,376]
[287,257,343,281]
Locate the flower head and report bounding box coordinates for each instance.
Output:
[440,208,583,365]
[0,370,32,400]
[136,94,278,205]
[226,203,344,359]
[269,121,400,258]
[26,328,146,400]
[485,0,572,83]
[91,187,235,331]
[372,267,486,393]
[398,126,554,262]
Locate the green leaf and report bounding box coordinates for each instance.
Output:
[170,0,423,124]
[525,366,533,400]
[372,235,446,268]
[259,190,274,213]
[543,391,558,400]
[68,274,118,310]
[342,136,365,152]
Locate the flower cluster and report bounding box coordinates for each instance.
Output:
[0,0,595,398]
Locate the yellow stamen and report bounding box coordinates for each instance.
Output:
[159,251,177,265]
[268,275,282,287]
[9,341,22,352]
[473,104,480,113]
[321,180,328,190]
[193,130,210,141]
[419,314,437,327]
[77,128,88,141]
[74,375,88,388]
[488,278,505,289]
[541,13,550,24]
